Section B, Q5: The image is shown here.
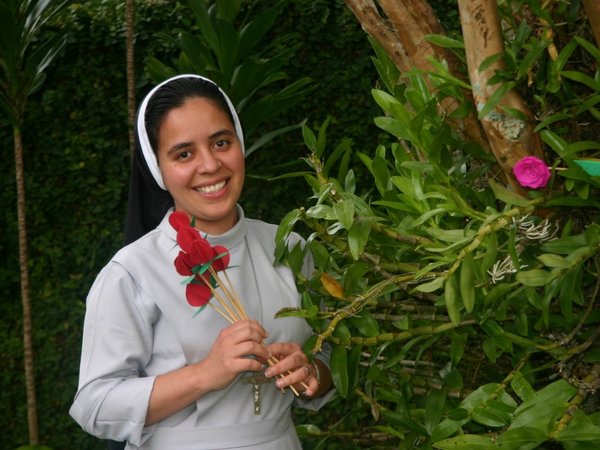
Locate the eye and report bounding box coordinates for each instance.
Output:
[215,139,229,150]
[177,150,191,160]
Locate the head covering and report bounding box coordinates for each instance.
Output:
[124,74,244,244]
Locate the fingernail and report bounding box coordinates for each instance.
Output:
[264,369,272,378]
[275,380,283,388]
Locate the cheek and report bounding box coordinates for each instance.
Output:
[230,153,245,179]
[160,161,190,188]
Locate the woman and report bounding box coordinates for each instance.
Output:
[70,74,333,449]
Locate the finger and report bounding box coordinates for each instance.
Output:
[303,374,319,397]
[272,363,311,390]
[222,321,268,344]
[265,352,306,378]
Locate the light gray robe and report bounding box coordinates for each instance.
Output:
[70,207,333,449]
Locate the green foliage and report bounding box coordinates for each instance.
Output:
[0,0,66,125]
[0,0,380,449]
[147,0,313,157]
[276,3,600,449]
[0,1,178,449]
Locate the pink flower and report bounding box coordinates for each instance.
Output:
[513,156,551,189]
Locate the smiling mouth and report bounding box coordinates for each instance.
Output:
[196,180,227,194]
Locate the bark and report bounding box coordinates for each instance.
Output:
[582,0,600,49]
[345,0,411,73]
[345,0,491,159]
[458,0,543,175]
[15,126,39,445]
[126,0,136,157]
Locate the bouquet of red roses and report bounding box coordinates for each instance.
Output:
[169,211,305,395]
[169,211,245,321]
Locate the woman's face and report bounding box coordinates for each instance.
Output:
[157,96,245,235]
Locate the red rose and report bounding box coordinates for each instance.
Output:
[211,245,230,271]
[185,282,211,307]
[169,211,190,231]
[177,226,202,253]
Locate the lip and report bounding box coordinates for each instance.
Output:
[194,178,229,195]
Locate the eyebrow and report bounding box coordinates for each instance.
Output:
[166,129,236,155]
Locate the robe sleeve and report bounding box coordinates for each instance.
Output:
[69,262,158,446]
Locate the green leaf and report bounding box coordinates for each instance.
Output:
[445,274,461,326]
[495,427,547,449]
[306,204,335,220]
[562,70,600,92]
[536,253,570,269]
[460,383,500,411]
[510,380,577,430]
[425,389,446,435]
[517,38,549,79]
[511,371,535,402]
[482,338,498,363]
[275,208,302,244]
[301,124,318,153]
[295,424,322,435]
[460,253,476,313]
[434,434,495,449]
[489,179,531,206]
[431,417,468,443]
[478,81,517,120]
[374,115,412,141]
[562,141,600,158]
[333,199,354,230]
[383,410,428,435]
[414,276,445,293]
[573,36,600,63]
[450,332,467,366]
[372,155,391,195]
[425,34,464,49]
[245,120,305,157]
[347,310,379,337]
[541,233,587,254]
[348,219,371,260]
[516,269,553,287]
[330,346,349,398]
[540,129,568,156]
[472,400,513,427]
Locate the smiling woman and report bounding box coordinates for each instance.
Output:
[69,75,334,450]
[157,96,245,235]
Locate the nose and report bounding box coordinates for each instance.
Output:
[195,148,220,174]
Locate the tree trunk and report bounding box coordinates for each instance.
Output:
[14,126,39,445]
[582,0,600,49]
[457,0,543,178]
[126,0,136,157]
[345,0,547,186]
[344,0,491,161]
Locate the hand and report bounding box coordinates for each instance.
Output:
[263,342,319,397]
[201,320,270,391]
[146,320,270,425]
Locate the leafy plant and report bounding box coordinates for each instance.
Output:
[0,0,67,446]
[275,2,600,449]
[147,0,313,156]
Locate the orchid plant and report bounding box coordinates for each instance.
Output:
[274,48,600,449]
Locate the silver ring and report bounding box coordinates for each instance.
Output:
[302,365,311,377]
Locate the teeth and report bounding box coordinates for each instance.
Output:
[197,180,226,193]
